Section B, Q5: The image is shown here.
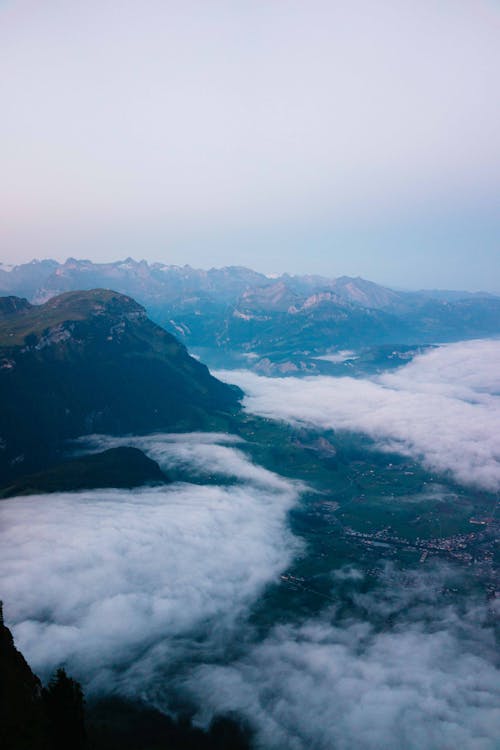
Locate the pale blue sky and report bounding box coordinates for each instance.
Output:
[1,0,499,290]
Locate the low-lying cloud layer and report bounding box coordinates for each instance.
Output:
[0,433,302,692]
[189,566,500,750]
[2,376,498,748]
[217,339,500,490]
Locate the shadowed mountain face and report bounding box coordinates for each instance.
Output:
[0,607,252,750]
[1,258,499,355]
[0,447,168,499]
[0,608,46,750]
[0,290,241,483]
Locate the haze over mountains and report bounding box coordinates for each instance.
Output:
[1,258,499,361]
[1,258,499,750]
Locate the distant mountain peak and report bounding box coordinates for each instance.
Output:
[1,258,498,355]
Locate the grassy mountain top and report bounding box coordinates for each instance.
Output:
[0,289,143,347]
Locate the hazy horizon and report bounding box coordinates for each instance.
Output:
[1,1,499,291]
[1,253,500,295]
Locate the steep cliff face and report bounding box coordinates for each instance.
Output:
[0,604,46,750]
[0,290,241,482]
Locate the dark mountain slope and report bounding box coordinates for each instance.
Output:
[0,290,241,482]
[0,605,251,750]
[0,606,46,750]
[0,447,168,498]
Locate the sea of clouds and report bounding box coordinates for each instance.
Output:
[2,341,499,748]
[189,566,500,750]
[0,433,302,693]
[216,339,500,491]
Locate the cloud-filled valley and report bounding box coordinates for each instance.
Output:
[0,433,302,693]
[217,339,500,491]
[1,343,499,749]
[189,571,500,750]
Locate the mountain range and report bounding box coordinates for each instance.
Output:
[1,261,498,749]
[1,258,499,357]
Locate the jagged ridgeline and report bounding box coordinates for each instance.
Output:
[2,258,500,354]
[0,290,241,482]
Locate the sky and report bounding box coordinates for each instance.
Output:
[1,1,499,290]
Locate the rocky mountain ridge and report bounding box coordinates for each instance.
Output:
[1,258,499,356]
[2,257,496,309]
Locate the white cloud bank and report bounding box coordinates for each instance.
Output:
[80,431,294,492]
[0,433,302,692]
[189,567,500,750]
[190,610,500,750]
[216,339,500,490]
[1,429,498,748]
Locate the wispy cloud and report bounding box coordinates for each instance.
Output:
[80,432,295,492]
[216,339,500,490]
